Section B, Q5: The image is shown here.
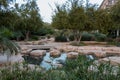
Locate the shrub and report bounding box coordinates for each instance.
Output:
[55,35,67,42]
[81,32,95,41]
[0,27,14,39]
[0,55,120,80]
[33,27,55,36]
[94,32,107,42]
[69,35,74,41]
[30,35,39,41]
[114,37,120,42]
[106,37,114,42]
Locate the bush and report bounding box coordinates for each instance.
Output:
[1,55,120,80]
[69,35,74,41]
[0,27,14,39]
[114,37,120,42]
[81,32,95,41]
[33,27,55,36]
[30,35,39,41]
[94,32,107,42]
[55,35,67,42]
[106,37,114,42]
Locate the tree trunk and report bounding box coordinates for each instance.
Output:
[25,31,30,41]
[78,34,82,43]
[74,30,82,44]
[117,29,119,37]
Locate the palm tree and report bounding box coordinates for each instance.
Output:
[0,27,20,62]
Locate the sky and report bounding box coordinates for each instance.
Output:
[17,0,103,23]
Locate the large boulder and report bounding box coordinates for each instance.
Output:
[67,52,79,59]
[0,54,24,67]
[10,54,24,63]
[30,50,46,57]
[94,51,106,58]
[99,57,120,66]
[21,49,32,55]
[106,51,120,57]
[50,49,61,57]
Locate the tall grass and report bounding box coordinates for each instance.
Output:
[0,55,120,80]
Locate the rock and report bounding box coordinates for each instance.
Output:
[50,49,61,57]
[99,57,120,66]
[106,51,120,57]
[21,49,32,55]
[67,52,79,59]
[11,54,24,63]
[0,54,24,67]
[52,63,63,68]
[30,50,46,57]
[94,51,106,58]
[44,60,52,63]
[32,41,39,45]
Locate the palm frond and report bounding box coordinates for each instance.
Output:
[0,37,20,55]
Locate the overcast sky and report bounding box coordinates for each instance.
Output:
[17,0,103,23]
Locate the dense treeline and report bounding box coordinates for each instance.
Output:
[52,0,120,42]
[0,0,120,42]
[0,0,54,41]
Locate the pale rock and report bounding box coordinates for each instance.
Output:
[21,49,32,55]
[99,57,120,66]
[94,51,106,58]
[50,49,61,57]
[67,52,79,59]
[30,50,46,57]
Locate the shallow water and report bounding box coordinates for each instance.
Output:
[40,53,67,70]
[22,52,95,70]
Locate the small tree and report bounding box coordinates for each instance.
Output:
[110,0,120,37]
[95,9,113,34]
[14,0,43,41]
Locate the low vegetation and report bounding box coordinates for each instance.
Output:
[0,55,120,80]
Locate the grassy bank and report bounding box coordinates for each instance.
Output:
[0,55,120,80]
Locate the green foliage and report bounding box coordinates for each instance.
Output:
[52,4,69,30]
[0,63,43,80]
[94,32,107,42]
[29,35,39,41]
[69,35,74,41]
[0,28,20,54]
[107,38,120,47]
[69,32,107,42]
[52,0,110,42]
[95,10,113,33]
[55,35,67,42]
[35,27,54,36]
[110,0,120,29]
[81,32,95,41]
[1,55,120,80]
[69,41,86,46]
[0,27,13,38]
[13,0,43,40]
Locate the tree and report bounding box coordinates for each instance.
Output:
[69,6,86,42]
[0,0,20,62]
[52,4,69,30]
[110,0,120,37]
[0,0,14,9]
[95,9,113,34]
[14,0,43,40]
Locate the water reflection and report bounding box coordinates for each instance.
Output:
[40,53,67,70]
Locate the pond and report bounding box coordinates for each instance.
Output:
[22,52,95,70]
